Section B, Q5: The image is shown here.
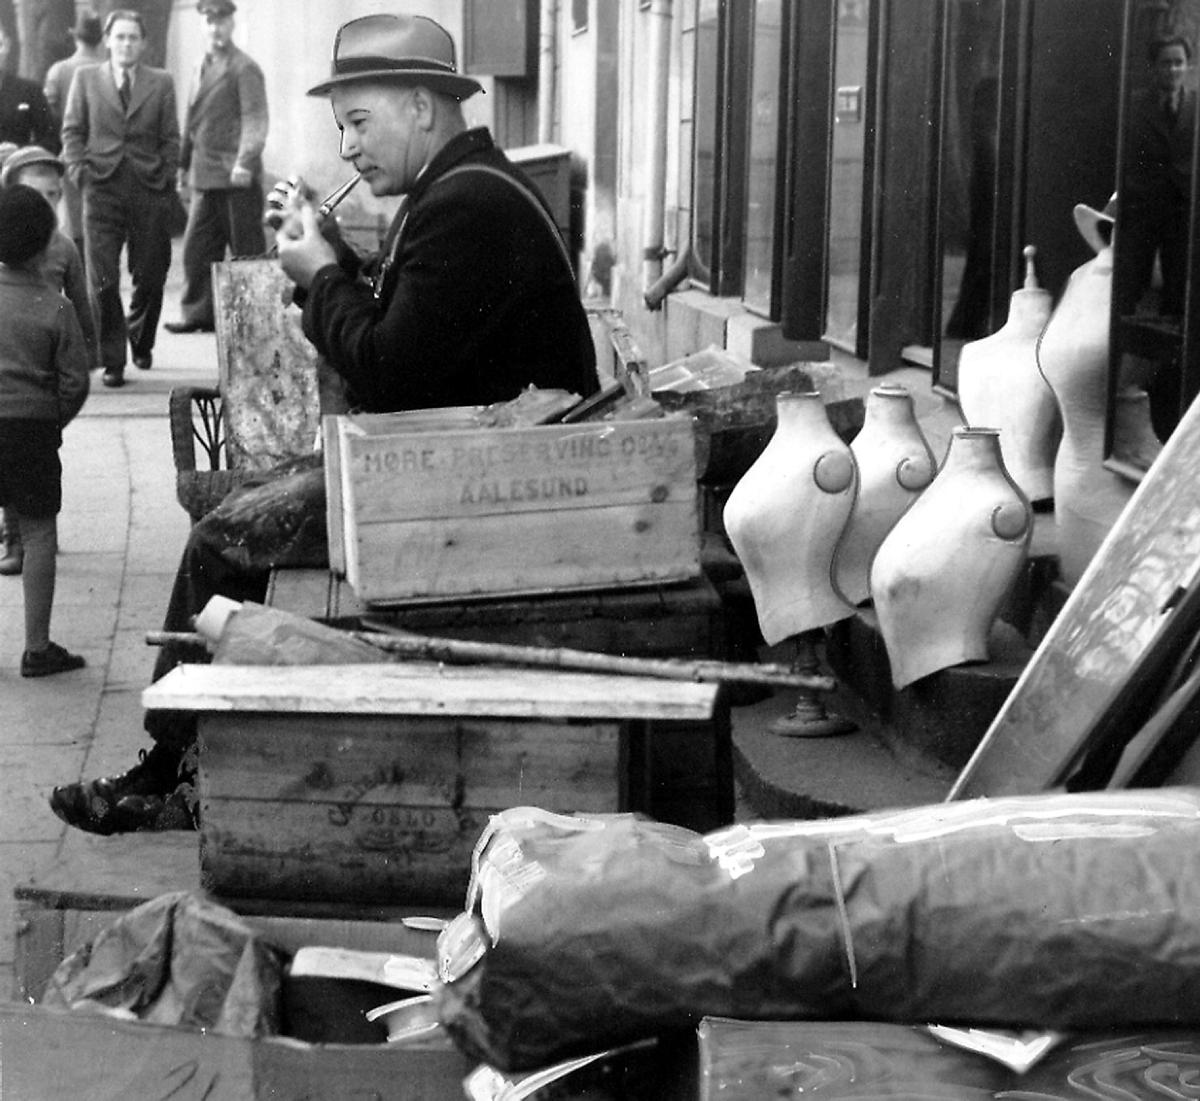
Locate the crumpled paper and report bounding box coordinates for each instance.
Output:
[41,891,283,1037]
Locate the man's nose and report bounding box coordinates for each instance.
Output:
[338,132,357,161]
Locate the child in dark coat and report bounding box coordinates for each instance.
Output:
[0,184,90,675]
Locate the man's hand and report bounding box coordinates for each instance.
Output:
[276,202,338,290]
[229,164,252,188]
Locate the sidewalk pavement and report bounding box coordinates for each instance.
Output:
[0,251,219,997]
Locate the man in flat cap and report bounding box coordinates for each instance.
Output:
[49,13,600,835]
[165,0,267,334]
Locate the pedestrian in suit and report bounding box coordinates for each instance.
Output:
[43,10,106,260]
[61,9,180,388]
[1117,33,1196,319]
[166,0,267,334]
[0,23,58,150]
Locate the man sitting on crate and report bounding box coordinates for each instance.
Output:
[49,12,599,835]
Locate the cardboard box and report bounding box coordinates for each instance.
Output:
[4,909,470,1101]
[326,412,701,604]
[144,663,720,906]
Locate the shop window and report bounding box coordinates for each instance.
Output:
[932,0,1005,392]
[463,0,538,78]
[691,0,751,295]
[1109,0,1200,473]
[743,0,788,317]
[824,0,874,356]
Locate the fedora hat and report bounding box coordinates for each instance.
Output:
[1073,192,1116,254]
[307,14,483,100]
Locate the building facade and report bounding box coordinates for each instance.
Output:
[15,0,1198,460]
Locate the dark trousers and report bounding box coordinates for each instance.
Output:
[1115,199,1189,318]
[144,523,269,754]
[178,183,267,327]
[83,161,174,368]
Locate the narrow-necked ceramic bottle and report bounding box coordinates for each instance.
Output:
[833,383,936,606]
[1112,385,1163,471]
[1036,226,1133,586]
[957,246,1060,504]
[871,426,1031,689]
[723,391,858,645]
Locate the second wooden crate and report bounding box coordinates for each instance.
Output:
[325,413,701,604]
[144,663,720,905]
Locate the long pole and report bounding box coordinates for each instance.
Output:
[145,627,834,691]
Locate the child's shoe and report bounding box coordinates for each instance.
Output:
[21,641,86,678]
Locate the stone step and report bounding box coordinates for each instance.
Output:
[826,607,1034,770]
[731,689,955,821]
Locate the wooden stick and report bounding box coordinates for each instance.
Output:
[145,626,834,691]
[146,631,206,646]
[355,620,834,690]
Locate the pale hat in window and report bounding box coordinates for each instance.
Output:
[1073,193,1117,254]
[307,14,483,100]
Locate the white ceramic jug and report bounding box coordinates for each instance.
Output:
[723,391,858,645]
[833,383,936,606]
[1036,233,1133,586]
[957,245,1060,503]
[871,426,1031,689]
[1112,384,1163,471]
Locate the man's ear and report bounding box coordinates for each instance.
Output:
[411,86,436,130]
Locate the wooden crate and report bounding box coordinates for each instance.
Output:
[13,831,457,1005]
[326,412,701,604]
[268,568,728,660]
[144,663,720,905]
[264,569,738,833]
[0,1004,472,1101]
[696,1018,1200,1100]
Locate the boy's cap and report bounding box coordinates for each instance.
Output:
[1,145,64,187]
[0,184,56,265]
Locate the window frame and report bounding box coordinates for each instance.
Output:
[689,0,752,297]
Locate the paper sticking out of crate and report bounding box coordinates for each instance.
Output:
[325,412,701,605]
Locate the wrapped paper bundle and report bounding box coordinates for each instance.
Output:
[436,791,1200,1071]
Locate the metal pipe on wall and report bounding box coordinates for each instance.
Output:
[641,0,673,293]
[538,0,558,144]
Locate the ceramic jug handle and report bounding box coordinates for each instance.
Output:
[991,500,1029,541]
[896,455,935,492]
[813,451,855,494]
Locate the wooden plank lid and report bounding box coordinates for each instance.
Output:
[143,662,719,720]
